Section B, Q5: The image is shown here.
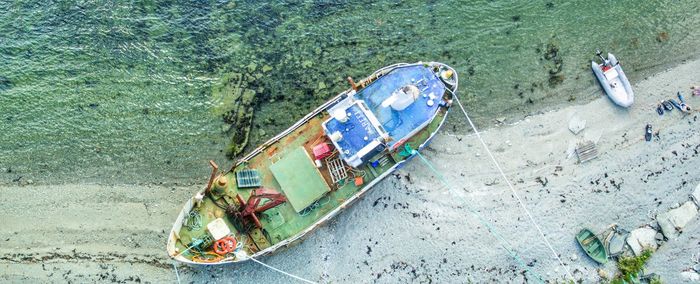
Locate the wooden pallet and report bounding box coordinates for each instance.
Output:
[575,141,598,163]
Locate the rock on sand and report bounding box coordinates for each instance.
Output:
[656,201,698,239]
[626,227,659,255]
[568,115,586,135]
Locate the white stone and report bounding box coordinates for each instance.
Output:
[568,116,586,135]
[657,201,698,239]
[680,271,700,282]
[626,227,658,255]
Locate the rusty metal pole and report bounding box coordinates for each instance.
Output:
[205,160,219,193]
[346,76,357,91]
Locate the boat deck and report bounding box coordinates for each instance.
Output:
[171,63,453,263]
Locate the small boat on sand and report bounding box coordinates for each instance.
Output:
[167,62,457,265]
[576,228,609,264]
[591,50,634,107]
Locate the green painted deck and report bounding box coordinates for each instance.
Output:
[174,109,447,262]
[270,147,331,213]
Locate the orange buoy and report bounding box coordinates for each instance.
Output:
[213,236,237,255]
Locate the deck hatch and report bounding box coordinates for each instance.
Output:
[236,169,262,188]
[270,147,331,213]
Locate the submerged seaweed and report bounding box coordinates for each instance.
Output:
[1,0,700,184]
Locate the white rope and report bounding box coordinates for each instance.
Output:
[172,261,182,284]
[451,92,575,282]
[245,256,318,284]
[414,151,545,283]
[171,243,316,284]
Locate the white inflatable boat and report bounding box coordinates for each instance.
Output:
[591,51,634,107]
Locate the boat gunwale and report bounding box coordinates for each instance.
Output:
[169,62,458,265]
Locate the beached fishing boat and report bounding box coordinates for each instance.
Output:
[591,50,634,107]
[167,62,458,264]
[576,228,609,264]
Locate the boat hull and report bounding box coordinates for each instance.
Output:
[167,62,457,265]
[592,53,634,107]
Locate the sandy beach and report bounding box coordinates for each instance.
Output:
[2,57,699,283]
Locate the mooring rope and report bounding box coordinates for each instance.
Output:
[171,245,317,284]
[244,256,318,284]
[414,151,545,283]
[450,92,575,282]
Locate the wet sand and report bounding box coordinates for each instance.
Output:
[2,58,699,283]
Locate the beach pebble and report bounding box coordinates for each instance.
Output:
[648,220,659,230]
[597,269,609,279]
[655,232,664,242]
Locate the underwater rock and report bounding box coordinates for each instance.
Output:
[656,201,698,239]
[247,62,257,72]
[656,31,669,43]
[543,43,558,60]
[542,42,565,87]
[0,76,12,91]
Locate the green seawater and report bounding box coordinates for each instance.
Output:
[1,0,699,185]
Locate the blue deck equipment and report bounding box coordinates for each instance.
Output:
[322,64,443,167]
[323,101,386,167]
[355,65,444,149]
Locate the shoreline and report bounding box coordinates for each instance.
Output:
[3,52,700,188]
[2,57,699,282]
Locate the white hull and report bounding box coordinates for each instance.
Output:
[591,53,634,107]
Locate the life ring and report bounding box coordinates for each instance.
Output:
[213,236,237,255]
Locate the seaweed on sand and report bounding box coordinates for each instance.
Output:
[610,250,659,284]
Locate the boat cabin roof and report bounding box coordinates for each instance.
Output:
[322,100,386,167]
[355,65,444,148]
[322,64,444,167]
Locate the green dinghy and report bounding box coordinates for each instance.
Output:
[576,228,609,264]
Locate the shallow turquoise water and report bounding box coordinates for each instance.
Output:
[1,0,698,185]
